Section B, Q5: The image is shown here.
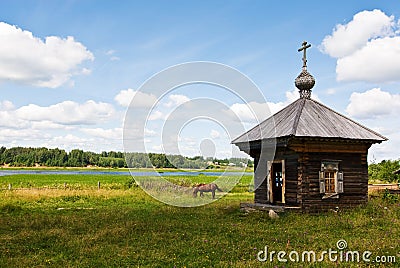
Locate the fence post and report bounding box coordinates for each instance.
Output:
[97,181,101,190]
[8,183,12,190]
[64,182,67,189]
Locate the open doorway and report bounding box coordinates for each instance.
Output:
[268,160,285,204]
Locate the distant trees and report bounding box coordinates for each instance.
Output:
[125,152,152,168]
[0,146,253,169]
[0,147,120,168]
[368,159,400,183]
[125,153,208,169]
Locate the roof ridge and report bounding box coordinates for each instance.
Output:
[290,98,306,136]
[310,99,388,141]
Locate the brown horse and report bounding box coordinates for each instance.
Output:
[192,183,223,199]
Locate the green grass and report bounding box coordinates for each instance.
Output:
[0,174,135,189]
[0,174,399,267]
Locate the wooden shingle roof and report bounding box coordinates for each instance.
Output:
[232,98,387,144]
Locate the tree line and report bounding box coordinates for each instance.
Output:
[368,159,400,183]
[0,146,253,169]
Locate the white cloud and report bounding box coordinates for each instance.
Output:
[144,128,157,136]
[346,88,400,119]
[0,111,19,128]
[176,136,199,156]
[164,94,190,108]
[320,10,400,83]
[321,9,394,58]
[114,88,157,108]
[44,134,93,151]
[369,129,400,162]
[336,37,400,82]
[26,133,123,153]
[326,88,337,95]
[0,22,94,88]
[106,50,115,55]
[0,101,28,128]
[152,145,163,152]
[348,118,399,162]
[285,89,301,103]
[229,102,273,124]
[106,50,120,61]
[0,100,125,153]
[148,110,165,121]
[81,68,92,75]
[30,121,75,130]
[0,100,14,110]
[0,99,115,129]
[210,129,220,139]
[0,128,43,141]
[16,100,115,125]
[81,127,122,139]
[226,88,324,132]
[228,89,305,124]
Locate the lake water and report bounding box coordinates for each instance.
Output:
[0,170,252,177]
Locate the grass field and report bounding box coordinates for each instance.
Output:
[0,173,399,267]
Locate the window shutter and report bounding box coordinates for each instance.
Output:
[319,171,325,194]
[337,172,344,193]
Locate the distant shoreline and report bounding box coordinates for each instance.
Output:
[0,165,252,173]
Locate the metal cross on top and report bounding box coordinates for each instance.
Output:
[298,41,311,68]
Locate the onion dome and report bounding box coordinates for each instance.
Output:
[295,68,315,99]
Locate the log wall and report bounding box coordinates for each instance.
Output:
[252,153,268,204]
[289,140,370,213]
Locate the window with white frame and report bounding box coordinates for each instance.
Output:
[319,161,343,196]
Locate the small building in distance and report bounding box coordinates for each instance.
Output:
[232,41,387,213]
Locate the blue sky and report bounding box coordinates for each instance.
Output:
[0,0,399,162]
